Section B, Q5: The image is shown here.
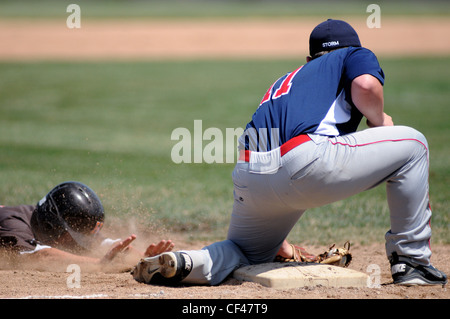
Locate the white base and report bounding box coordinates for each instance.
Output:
[233,262,369,289]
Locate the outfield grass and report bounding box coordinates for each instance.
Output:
[0,58,448,245]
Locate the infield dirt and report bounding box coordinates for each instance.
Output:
[1,230,449,299]
[0,17,449,60]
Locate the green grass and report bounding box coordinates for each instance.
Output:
[0,57,449,245]
[0,0,448,19]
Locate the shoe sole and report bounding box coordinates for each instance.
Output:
[132,252,178,284]
[394,274,448,286]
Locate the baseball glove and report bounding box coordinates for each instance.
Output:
[317,241,352,267]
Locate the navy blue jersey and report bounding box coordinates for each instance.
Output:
[241,47,384,151]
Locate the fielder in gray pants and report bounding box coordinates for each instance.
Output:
[132,19,447,287]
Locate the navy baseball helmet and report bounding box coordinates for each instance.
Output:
[30,181,105,251]
[309,19,361,57]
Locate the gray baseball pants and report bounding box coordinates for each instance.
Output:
[181,125,433,285]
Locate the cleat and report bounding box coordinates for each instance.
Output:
[131,252,192,285]
[390,258,447,286]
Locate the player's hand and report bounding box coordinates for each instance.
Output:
[144,240,174,257]
[100,234,137,263]
[367,112,393,127]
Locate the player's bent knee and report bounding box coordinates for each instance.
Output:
[395,125,428,149]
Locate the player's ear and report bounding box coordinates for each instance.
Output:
[306,56,312,62]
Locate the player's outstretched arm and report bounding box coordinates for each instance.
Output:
[19,236,175,268]
[23,246,100,264]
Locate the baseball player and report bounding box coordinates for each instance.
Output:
[132,19,447,287]
[0,181,174,266]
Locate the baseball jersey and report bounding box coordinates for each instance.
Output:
[241,47,385,151]
[0,205,38,252]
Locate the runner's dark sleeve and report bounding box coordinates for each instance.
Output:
[0,205,39,252]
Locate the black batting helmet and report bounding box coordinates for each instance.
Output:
[30,181,105,251]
